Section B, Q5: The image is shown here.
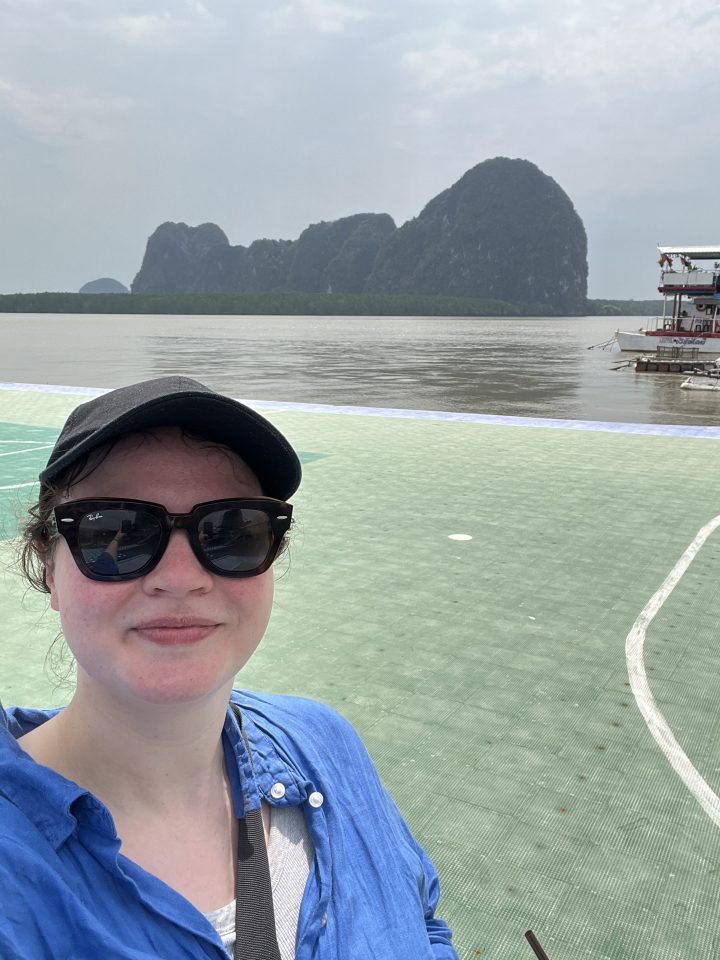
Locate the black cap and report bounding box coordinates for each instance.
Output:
[39,377,301,500]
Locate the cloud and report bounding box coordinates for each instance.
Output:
[107,1,214,48]
[271,0,372,34]
[400,2,720,100]
[111,13,183,46]
[401,40,526,97]
[0,77,130,144]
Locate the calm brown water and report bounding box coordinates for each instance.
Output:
[0,312,718,426]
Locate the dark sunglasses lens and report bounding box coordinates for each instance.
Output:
[197,507,275,573]
[76,508,162,577]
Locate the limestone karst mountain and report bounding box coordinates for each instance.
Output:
[364,158,587,315]
[131,158,587,313]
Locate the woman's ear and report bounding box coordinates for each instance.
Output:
[37,538,59,611]
[46,562,59,612]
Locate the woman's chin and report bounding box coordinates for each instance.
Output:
[82,661,240,708]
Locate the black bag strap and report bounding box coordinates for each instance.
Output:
[231,703,281,960]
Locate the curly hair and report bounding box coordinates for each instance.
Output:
[17,443,120,593]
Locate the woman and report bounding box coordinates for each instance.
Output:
[0,376,458,960]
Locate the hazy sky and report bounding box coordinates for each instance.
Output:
[2,0,719,299]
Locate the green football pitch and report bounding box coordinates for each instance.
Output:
[3,383,720,960]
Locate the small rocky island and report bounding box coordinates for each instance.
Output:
[79,277,129,294]
[131,158,588,314]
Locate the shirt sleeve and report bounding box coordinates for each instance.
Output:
[415,840,460,958]
[0,853,49,960]
[0,928,23,960]
[319,703,461,958]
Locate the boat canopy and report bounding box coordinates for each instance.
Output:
[658,245,720,260]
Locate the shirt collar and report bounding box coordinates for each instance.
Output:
[1,697,309,851]
[224,690,308,817]
[0,705,91,849]
[228,692,309,807]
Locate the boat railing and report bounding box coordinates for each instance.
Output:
[660,269,716,288]
[648,315,717,334]
[641,316,673,332]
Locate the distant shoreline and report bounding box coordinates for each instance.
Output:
[0,292,662,317]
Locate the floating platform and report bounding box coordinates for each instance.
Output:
[634,345,720,374]
[635,356,720,373]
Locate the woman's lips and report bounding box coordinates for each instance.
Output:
[133,619,219,646]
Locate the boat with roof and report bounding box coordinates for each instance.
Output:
[616,245,720,353]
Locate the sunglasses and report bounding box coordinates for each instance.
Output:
[51,498,293,582]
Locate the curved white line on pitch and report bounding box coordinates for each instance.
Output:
[626,513,720,826]
[0,481,38,491]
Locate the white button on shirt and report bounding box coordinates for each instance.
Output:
[308,791,324,808]
[271,782,286,799]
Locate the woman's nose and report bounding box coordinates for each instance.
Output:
[142,529,213,594]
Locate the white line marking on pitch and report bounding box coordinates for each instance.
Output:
[0,444,54,458]
[626,513,720,826]
[0,481,38,491]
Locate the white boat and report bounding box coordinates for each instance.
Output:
[681,375,720,391]
[617,245,720,353]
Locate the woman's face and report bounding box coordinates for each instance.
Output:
[45,427,276,706]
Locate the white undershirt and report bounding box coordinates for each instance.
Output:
[204,805,313,960]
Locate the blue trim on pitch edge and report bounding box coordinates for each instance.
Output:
[246,399,720,438]
[0,382,106,396]
[2,382,720,439]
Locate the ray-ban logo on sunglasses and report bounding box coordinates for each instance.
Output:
[86,512,103,521]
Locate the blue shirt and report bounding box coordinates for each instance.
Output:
[0,691,458,959]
